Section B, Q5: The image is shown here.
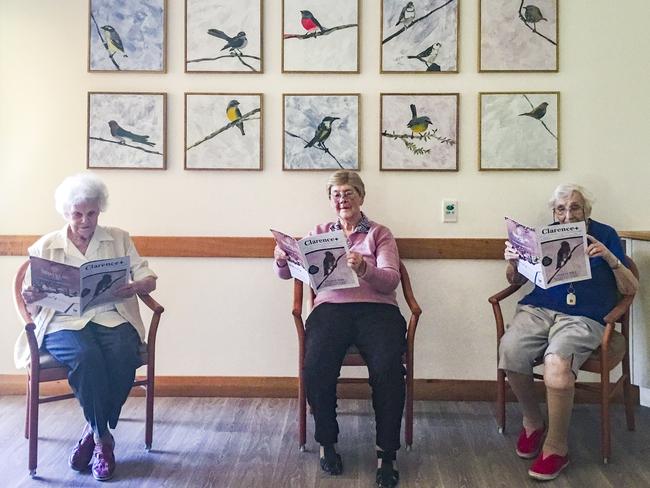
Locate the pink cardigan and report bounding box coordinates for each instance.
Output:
[274,220,401,308]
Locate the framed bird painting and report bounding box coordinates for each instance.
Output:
[479,0,558,72]
[87,92,166,170]
[381,0,458,73]
[88,0,166,72]
[479,92,560,170]
[185,93,263,170]
[283,94,360,170]
[185,0,263,73]
[282,0,359,73]
[380,93,459,171]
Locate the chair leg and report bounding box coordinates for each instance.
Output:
[28,377,39,476]
[405,362,414,450]
[497,369,506,434]
[299,373,306,451]
[622,360,636,431]
[24,379,30,439]
[145,366,155,451]
[600,374,611,464]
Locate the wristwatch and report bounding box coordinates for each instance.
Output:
[610,258,621,270]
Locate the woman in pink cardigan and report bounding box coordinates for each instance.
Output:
[274,171,405,488]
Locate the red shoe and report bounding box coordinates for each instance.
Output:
[68,426,95,471]
[528,453,569,481]
[92,441,116,481]
[516,426,545,459]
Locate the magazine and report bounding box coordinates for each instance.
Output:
[505,217,591,289]
[270,229,359,292]
[29,256,131,315]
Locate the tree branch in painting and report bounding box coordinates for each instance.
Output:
[521,94,557,140]
[89,137,162,155]
[382,129,455,154]
[382,0,455,45]
[284,23,357,40]
[187,108,261,150]
[517,1,557,46]
[187,52,261,72]
[284,130,344,169]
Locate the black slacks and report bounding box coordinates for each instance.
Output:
[304,302,407,451]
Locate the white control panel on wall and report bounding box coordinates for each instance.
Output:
[442,199,458,223]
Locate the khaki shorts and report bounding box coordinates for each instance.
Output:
[498,304,604,377]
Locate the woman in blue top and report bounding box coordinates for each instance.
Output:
[500,184,637,481]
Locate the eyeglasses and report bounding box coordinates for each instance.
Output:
[554,205,584,215]
[330,190,357,201]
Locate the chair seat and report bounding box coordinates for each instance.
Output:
[582,331,626,372]
[35,342,149,370]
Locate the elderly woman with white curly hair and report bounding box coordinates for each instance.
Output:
[501,183,637,481]
[15,173,157,481]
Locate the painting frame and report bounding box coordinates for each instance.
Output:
[380,93,459,172]
[87,92,167,170]
[88,0,167,72]
[380,0,459,74]
[184,92,263,171]
[479,0,558,72]
[479,91,560,171]
[283,93,361,171]
[185,0,264,73]
[282,0,360,74]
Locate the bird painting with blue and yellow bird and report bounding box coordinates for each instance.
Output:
[305,116,339,149]
[101,25,128,58]
[226,100,245,136]
[406,104,432,136]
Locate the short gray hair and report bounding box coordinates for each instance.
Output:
[54,173,109,217]
[548,183,593,218]
[326,170,365,198]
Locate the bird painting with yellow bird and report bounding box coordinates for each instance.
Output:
[406,104,432,136]
[101,25,128,59]
[226,99,245,136]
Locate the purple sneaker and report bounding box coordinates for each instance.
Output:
[69,426,95,471]
[92,442,116,481]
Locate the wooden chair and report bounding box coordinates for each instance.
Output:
[13,259,164,477]
[292,260,422,451]
[488,256,638,463]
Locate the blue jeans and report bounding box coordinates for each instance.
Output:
[43,322,142,437]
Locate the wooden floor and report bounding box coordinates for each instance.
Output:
[1,397,649,487]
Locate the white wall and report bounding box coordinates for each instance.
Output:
[1,0,649,378]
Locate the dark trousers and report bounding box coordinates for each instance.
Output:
[304,302,407,451]
[43,322,142,437]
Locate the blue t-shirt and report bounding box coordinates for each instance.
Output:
[519,219,625,324]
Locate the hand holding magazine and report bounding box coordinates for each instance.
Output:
[270,229,359,292]
[29,256,131,315]
[505,217,591,289]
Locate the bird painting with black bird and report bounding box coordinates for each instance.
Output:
[406,104,432,136]
[207,28,247,54]
[226,99,245,136]
[108,120,155,147]
[555,241,571,269]
[101,25,128,58]
[300,10,325,35]
[519,102,548,120]
[305,116,340,149]
[407,42,441,71]
[395,1,416,27]
[522,5,547,32]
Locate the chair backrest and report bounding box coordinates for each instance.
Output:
[14,260,32,325]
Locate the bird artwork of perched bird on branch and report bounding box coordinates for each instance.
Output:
[522,4,547,32]
[300,10,325,34]
[108,120,155,147]
[101,25,127,58]
[396,1,416,27]
[519,102,548,120]
[407,104,432,135]
[208,28,248,54]
[407,42,441,71]
[226,100,245,136]
[305,116,340,149]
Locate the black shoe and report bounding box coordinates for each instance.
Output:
[376,463,399,488]
[376,450,399,488]
[319,445,343,475]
